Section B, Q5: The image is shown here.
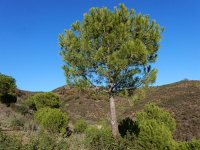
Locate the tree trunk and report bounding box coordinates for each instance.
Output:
[109,94,119,138]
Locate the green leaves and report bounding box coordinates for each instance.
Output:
[0,73,17,106]
[59,3,163,92]
[26,92,60,111]
[135,103,177,149]
[136,103,176,133]
[0,73,16,95]
[34,108,69,133]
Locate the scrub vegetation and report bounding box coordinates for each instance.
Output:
[1,3,200,150]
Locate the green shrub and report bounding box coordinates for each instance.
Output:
[74,119,88,133]
[0,73,17,106]
[66,134,86,150]
[0,130,22,150]
[132,103,177,149]
[177,140,200,150]
[135,119,177,150]
[25,131,68,150]
[136,103,176,133]
[0,73,16,95]
[26,92,60,110]
[34,108,69,133]
[85,124,131,150]
[85,124,115,150]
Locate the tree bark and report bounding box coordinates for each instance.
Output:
[109,94,119,138]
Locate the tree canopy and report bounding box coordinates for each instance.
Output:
[59,4,163,93]
[0,73,17,105]
[0,73,16,95]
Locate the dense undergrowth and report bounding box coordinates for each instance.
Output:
[1,97,200,150]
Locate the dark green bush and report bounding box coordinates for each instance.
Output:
[26,92,60,110]
[118,117,139,138]
[0,93,17,106]
[74,119,88,133]
[0,73,16,95]
[0,73,17,106]
[34,108,69,133]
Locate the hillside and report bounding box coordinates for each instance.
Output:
[15,80,200,141]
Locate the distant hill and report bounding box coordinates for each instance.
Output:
[16,80,200,141]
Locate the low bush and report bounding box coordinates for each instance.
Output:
[177,139,200,150]
[66,134,86,150]
[136,103,176,133]
[26,92,60,110]
[85,124,115,150]
[0,130,22,149]
[25,131,68,150]
[74,119,88,133]
[34,108,69,133]
[135,119,177,150]
[133,103,177,149]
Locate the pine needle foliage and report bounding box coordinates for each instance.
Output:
[59,3,163,92]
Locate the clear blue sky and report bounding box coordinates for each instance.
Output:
[0,0,200,91]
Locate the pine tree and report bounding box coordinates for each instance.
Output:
[59,4,163,137]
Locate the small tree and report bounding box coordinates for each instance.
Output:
[59,4,163,137]
[0,73,17,106]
